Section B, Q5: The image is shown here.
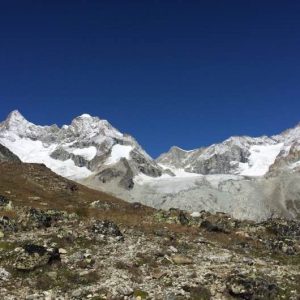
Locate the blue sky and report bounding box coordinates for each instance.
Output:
[0,1,300,157]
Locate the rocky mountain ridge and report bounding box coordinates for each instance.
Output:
[0,110,162,187]
[157,124,300,177]
[0,110,300,221]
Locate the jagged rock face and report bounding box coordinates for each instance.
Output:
[96,158,135,190]
[157,136,267,175]
[157,146,200,169]
[0,143,21,162]
[1,110,300,221]
[157,127,300,177]
[268,142,300,176]
[184,143,250,174]
[0,110,162,185]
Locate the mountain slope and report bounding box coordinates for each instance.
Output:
[0,110,162,188]
[156,124,300,177]
[1,110,300,221]
[0,161,122,212]
[1,160,299,299]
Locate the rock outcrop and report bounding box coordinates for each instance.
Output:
[0,143,21,162]
[0,110,163,185]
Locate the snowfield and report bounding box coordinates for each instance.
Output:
[66,146,97,161]
[0,135,92,179]
[239,143,284,176]
[105,144,133,165]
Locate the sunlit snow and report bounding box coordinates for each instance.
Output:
[239,143,284,176]
[0,135,92,179]
[66,146,97,161]
[105,144,133,165]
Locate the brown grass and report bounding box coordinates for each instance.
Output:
[0,162,157,229]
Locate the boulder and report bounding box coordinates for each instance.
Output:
[14,244,61,271]
[90,220,124,240]
[226,273,278,299]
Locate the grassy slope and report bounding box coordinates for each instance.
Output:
[0,162,155,228]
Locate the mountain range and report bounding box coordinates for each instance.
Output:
[0,110,299,221]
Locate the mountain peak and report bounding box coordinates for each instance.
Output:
[2,110,32,131]
[6,110,27,122]
[71,113,100,124]
[79,113,92,118]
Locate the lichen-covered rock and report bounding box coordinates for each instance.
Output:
[28,208,52,228]
[0,195,9,207]
[90,220,124,240]
[0,195,13,211]
[226,273,278,299]
[263,218,300,239]
[14,244,60,271]
[27,208,67,228]
[154,209,192,225]
[265,238,298,255]
[0,216,17,232]
[200,219,230,234]
[0,267,10,281]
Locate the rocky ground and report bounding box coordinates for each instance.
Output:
[0,199,300,299]
[0,162,299,299]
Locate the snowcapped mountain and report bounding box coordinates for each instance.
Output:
[0,110,300,221]
[0,110,162,188]
[157,125,300,177]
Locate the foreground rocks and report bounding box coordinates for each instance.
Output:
[226,272,278,299]
[90,220,124,241]
[0,199,299,299]
[14,244,61,271]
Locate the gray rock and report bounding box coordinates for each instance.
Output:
[0,143,21,162]
[0,267,10,281]
[90,220,124,240]
[14,244,60,271]
[226,273,278,299]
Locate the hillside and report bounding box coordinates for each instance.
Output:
[0,160,299,299]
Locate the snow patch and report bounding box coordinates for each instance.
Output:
[105,144,133,165]
[240,143,284,176]
[66,146,97,161]
[79,113,92,118]
[0,135,92,179]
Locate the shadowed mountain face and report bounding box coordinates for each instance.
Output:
[0,144,21,162]
[0,110,299,221]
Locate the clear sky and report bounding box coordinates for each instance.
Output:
[0,1,300,157]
